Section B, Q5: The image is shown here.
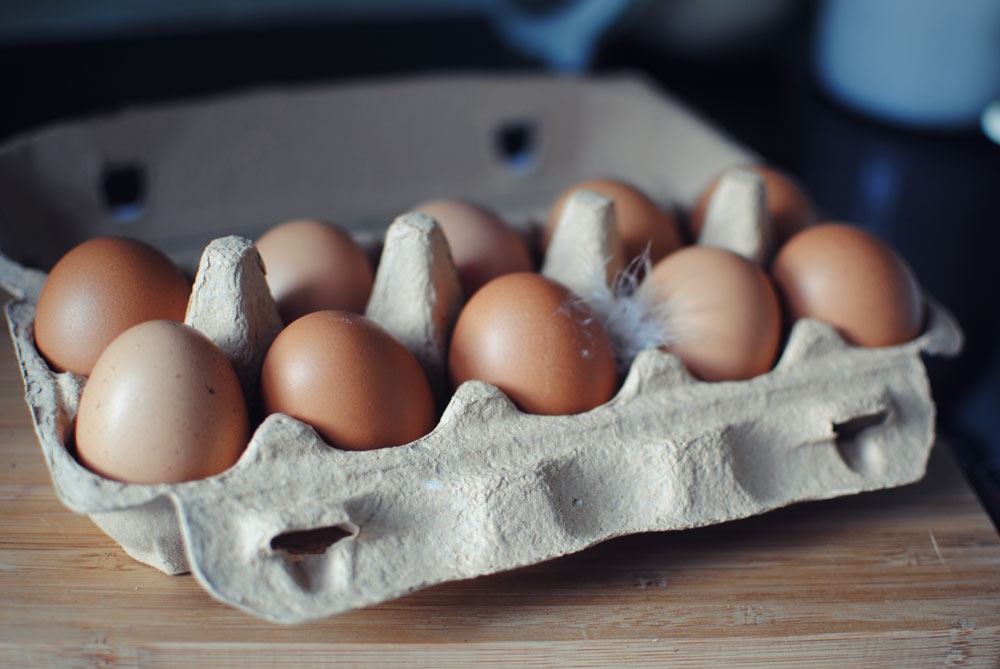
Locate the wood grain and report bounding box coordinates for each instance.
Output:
[2,295,999,666]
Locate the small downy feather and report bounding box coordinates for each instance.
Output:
[571,246,676,373]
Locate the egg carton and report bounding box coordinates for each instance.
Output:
[0,75,963,624]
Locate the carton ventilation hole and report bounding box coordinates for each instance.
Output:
[270,524,355,555]
[270,524,357,591]
[495,120,538,175]
[101,163,146,223]
[833,410,890,474]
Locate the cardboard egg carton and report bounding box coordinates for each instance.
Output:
[0,75,962,624]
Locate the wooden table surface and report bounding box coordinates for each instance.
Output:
[2,317,1000,667]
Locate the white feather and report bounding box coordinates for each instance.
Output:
[571,245,675,373]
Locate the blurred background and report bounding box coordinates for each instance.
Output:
[1,0,998,523]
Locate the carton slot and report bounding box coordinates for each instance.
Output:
[268,523,359,593]
[270,524,357,555]
[494,120,538,175]
[100,162,146,224]
[834,410,892,475]
[834,411,891,442]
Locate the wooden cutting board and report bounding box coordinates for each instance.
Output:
[2,317,999,667]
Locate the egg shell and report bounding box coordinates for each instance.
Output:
[33,237,191,376]
[411,199,533,296]
[256,219,374,324]
[260,310,436,451]
[75,320,249,484]
[689,165,815,249]
[546,178,683,266]
[771,223,924,347]
[448,272,618,415]
[645,245,782,381]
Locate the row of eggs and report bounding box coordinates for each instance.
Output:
[31,167,923,485]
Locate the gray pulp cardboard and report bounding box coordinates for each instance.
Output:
[696,167,771,265]
[0,74,963,623]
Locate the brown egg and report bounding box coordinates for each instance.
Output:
[689,165,816,249]
[260,310,435,450]
[34,237,190,376]
[645,246,781,381]
[256,219,374,324]
[411,199,533,296]
[546,179,683,265]
[449,272,618,415]
[771,223,924,347]
[76,321,249,484]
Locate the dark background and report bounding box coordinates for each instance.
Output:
[1,2,997,523]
